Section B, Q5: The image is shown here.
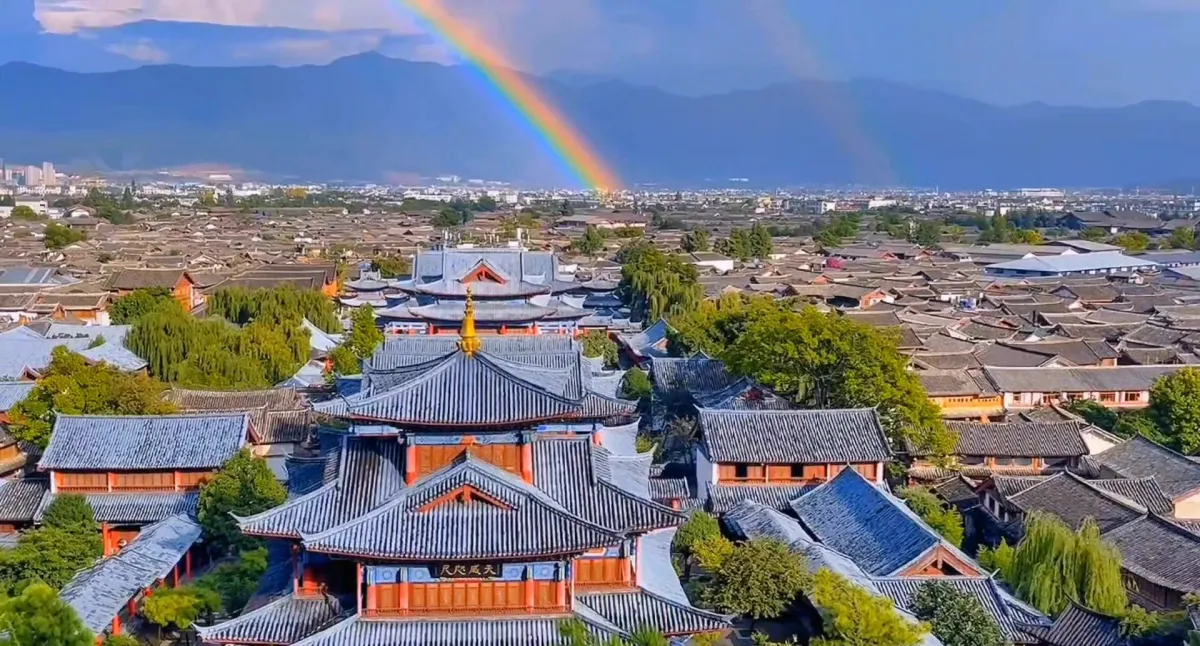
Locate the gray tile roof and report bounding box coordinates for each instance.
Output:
[0,478,48,523]
[1093,436,1200,499]
[37,492,198,524]
[60,514,202,634]
[917,369,997,396]
[791,468,975,577]
[1102,514,1200,595]
[534,438,682,534]
[0,337,91,379]
[238,435,404,539]
[649,358,738,399]
[982,365,1186,394]
[1089,478,1174,515]
[692,378,791,410]
[196,593,345,645]
[290,612,622,646]
[871,577,1047,644]
[577,588,728,636]
[707,483,818,514]
[1007,473,1144,533]
[300,455,623,560]
[941,421,1088,458]
[1019,603,1125,646]
[316,350,633,427]
[724,499,815,547]
[39,413,249,471]
[698,408,891,464]
[0,381,35,412]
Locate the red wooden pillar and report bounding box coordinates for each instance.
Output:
[173,470,181,491]
[621,557,632,585]
[111,616,121,636]
[356,563,364,614]
[101,523,110,557]
[173,565,180,587]
[185,551,192,579]
[520,443,534,484]
[366,583,378,613]
[107,472,116,492]
[399,580,410,612]
[524,576,535,610]
[555,578,567,609]
[405,444,418,485]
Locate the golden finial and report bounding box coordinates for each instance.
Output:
[459,285,482,356]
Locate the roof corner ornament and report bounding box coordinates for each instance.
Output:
[459,285,483,356]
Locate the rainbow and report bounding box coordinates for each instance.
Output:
[398,0,622,190]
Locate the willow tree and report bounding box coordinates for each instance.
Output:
[618,241,703,321]
[1008,513,1127,617]
[208,285,340,333]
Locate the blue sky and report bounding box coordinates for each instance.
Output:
[9,0,1200,106]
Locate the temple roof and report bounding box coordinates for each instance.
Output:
[289,612,621,646]
[60,514,202,634]
[399,249,576,300]
[316,345,634,428]
[301,455,624,560]
[37,491,198,525]
[196,593,347,646]
[39,413,249,471]
[238,435,404,539]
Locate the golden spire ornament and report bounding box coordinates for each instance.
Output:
[458,285,482,356]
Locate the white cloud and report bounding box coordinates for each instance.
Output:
[105,37,168,62]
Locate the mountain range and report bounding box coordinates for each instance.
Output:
[4,53,1200,188]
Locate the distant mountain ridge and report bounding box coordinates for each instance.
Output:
[4,53,1200,188]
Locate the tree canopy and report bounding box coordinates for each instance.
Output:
[8,347,175,449]
[808,569,927,646]
[109,287,176,324]
[714,224,773,261]
[1005,513,1127,617]
[579,330,618,369]
[10,205,39,220]
[618,241,703,321]
[198,449,287,554]
[620,367,653,402]
[129,288,328,389]
[345,304,384,361]
[0,583,94,646]
[898,486,965,547]
[43,222,87,249]
[681,229,711,253]
[1147,367,1200,454]
[716,303,953,456]
[571,225,607,256]
[910,581,1005,646]
[193,547,268,614]
[0,495,103,593]
[704,538,812,621]
[371,255,412,279]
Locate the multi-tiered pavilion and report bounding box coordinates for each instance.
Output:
[198,296,725,645]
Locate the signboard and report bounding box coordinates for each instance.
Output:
[431,563,502,579]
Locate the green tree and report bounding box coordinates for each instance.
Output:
[620,367,653,402]
[474,195,498,211]
[1079,227,1109,242]
[1013,228,1044,244]
[619,241,703,321]
[976,539,1015,580]
[103,635,141,646]
[1112,409,1166,443]
[327,344,359,376]
[704,538,812,622]
[910,220,942,247]
[0,583,93,646]
[572,225,607,256]
[198,450,287,554]
[7,347,175,449]
[1168,227,1198,250]
[110,287,176,324]
[578,330,618,369]
[1113,231,1151,252]
[142,587,206,637]
[681,230,711,253]
[1147,367,1200,454]
[897,486,965,547]
[1066,399,1118,432]
[749,222,774,259]
[371,255,412,279]
[911,581,1004,646]
[194,547,268,614]
[0,495,103,592]
[1007,513,1127,616]
[721,306,953,457]
[346,305,384,360]
[808,569,927,646]
[674,511,722,579]
[431,208,463,227]
[43,222,87,249]
[10,205,39,220]
[557,618,623,646]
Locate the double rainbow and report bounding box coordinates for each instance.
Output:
[400,0,622,190]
